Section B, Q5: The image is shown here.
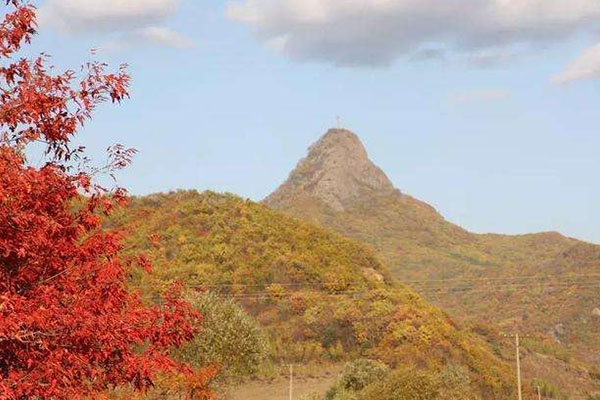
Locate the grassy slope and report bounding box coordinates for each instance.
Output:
[108,190,520,399]
[230,364,342,400]
[267,191,600,398]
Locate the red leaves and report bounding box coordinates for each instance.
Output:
[0,1,35,57]
[106,144,138,175]
[0,53,130,164]
[0,2,204,400]
[0,12,130,165]
[137,254,153,273]
[0,150,202,399]
[148,233,162,249]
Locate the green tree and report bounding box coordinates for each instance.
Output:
[173,291,267,377]
[436,365,471,400]
[325,359,389,400]
[338,359,390,391]
[359,367,439,400]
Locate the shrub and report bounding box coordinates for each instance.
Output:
[530,379,564,399]
[173,291,267,377]
[358,367,439,400]
[437,364,471,400]
[300,393,322,400]
[325,359,390,400]
[339,359,390,391]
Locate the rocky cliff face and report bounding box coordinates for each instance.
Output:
[265,129,399,211]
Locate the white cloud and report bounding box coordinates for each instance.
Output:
[411,48,445,62]
[38,0,192,50]
[39,0,179,32]
[136,27,194,49]
[450,88,513,103]
[468,48,520,68]
[226,0,600,67]
[551,43,600,84]
[102,27,194,51]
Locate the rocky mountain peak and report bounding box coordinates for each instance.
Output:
[265,128,398,211]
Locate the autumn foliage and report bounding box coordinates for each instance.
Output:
[0,2,210,399]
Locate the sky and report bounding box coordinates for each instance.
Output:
[12,0,600,243]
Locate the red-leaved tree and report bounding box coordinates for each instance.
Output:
[0,2,209,399]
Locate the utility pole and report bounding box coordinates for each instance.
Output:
[503,333,525,400]
[289,364,293,400]
[515,333,522,400]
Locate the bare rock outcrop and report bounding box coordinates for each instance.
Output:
[265,129,398,211]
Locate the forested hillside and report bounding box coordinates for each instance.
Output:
[265,128,600,399]
[109,190,523,399]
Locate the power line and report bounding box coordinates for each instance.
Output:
[208,282,600,300]
[195,280,600,293]
[189,282,324,289]
[184,273,600,302]
[413,281,600,291]
[186,273,600,290]
[215,290,371,299]
[400,273,600,284]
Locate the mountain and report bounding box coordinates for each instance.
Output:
[265,129,398,211]
[265,128,600,399]
[109,190,521,399]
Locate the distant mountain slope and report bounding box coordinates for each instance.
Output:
[109,190,521,399]
[265,128,600,398]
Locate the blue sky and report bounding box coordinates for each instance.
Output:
[19,0,600,243]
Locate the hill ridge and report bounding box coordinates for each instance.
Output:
[112,190,522,399]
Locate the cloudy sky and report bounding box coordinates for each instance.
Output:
[17,0,600,243]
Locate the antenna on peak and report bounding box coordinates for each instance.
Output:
[335,116,342,129]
